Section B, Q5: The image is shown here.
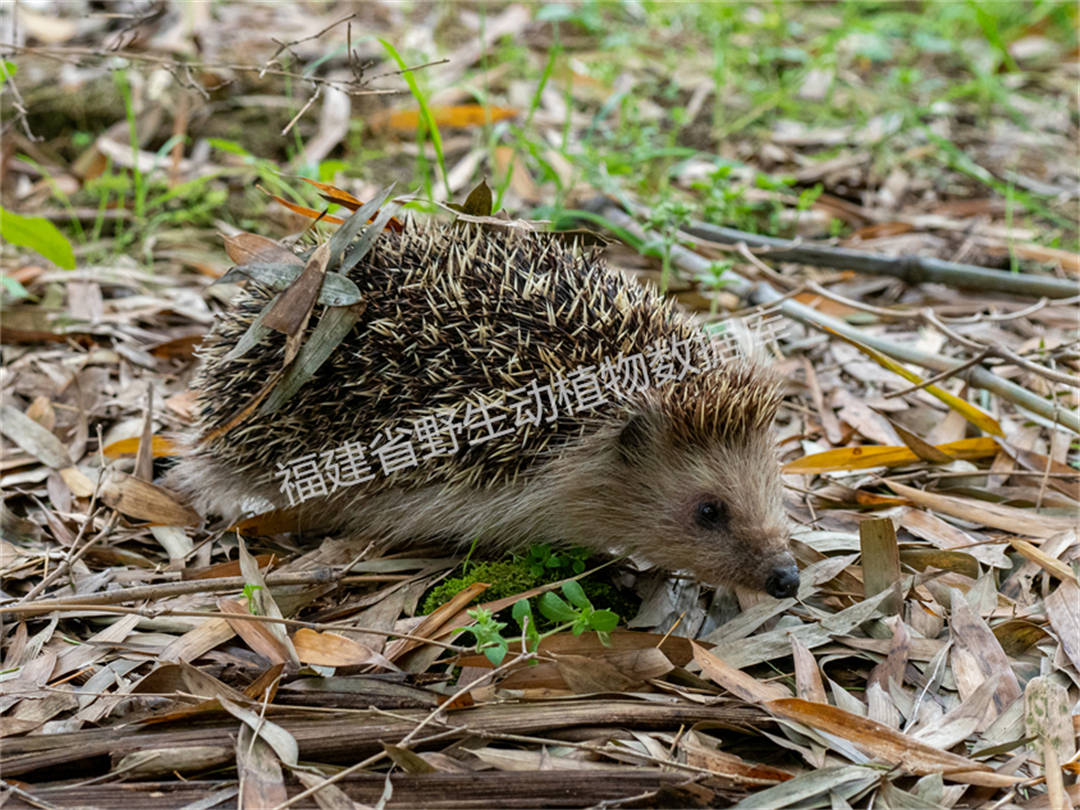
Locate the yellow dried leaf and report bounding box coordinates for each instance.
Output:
[102,435,181,459]
[783,437,998,474]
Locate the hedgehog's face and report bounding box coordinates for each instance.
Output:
[602,403,799,599]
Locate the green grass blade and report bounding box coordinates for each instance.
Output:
[379,38,450,199]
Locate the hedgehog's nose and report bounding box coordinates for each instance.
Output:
[765,562,799,598]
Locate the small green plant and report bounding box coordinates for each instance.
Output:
[459,606,510,666]
[643,198,694,293]
[696,259,736,314]
[519,543,589,578]
[459,580,621,666]
[242,583,262,614]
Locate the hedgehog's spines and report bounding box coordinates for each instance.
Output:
[188,217,782,496]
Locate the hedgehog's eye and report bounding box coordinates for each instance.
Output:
[694,500,728,531]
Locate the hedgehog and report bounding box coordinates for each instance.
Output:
[167,218,800,599]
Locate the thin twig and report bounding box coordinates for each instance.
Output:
[0,602,469,652]
[0,58,39,141]
[8,570,408,608]
[0,44,410,97]
[882,349,991,399]
[261,12,357,73]
[280,83,321,137]
[921,309,1080,388]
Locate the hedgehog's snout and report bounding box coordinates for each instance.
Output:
[764,558,799,598]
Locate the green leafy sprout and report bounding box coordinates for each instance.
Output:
[459,580,620,667]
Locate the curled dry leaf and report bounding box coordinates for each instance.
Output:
[292,628,377,667]
[99,470,200,526]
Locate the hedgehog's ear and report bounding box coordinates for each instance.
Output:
[616,408,661,465]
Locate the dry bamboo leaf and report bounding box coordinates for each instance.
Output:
[860,517,902,614]
[1002,444,1080,501]
[99,470,200,526]
[731,765,877,809]
[555,648,671,694]
[228,507,307,536]
[1009,538,1079,585]
[218,264,361,307]
[299,177,366,208]
[134,661,248,725]
[237,536,299,665]
[992,619,1050,656]
[135,388,154,481]
[681,730,793,786]
[150,525,193,560]
[244,664,286,703]
[25,395,55,431]
[493,145,541,202]
[899,547,980,579]
[224,232,301,267]
[293,770,362,810]
[909,672,1000,750]
[1,404,72,468]
[783,436,997,473]
[383,744,439,774]
[691,641,792,703]
[868,617,910,692]
[790,635,827,704]
[112,746,232,778]
[459,630,694,672]
[221,695,298,767]
[979,239,1080,274]
[948,592,1022,716]
[53,614,139,680]
[292,628,377,667]
[101,435,180,459]
[236,722,288,808]
[900,507,1008,568]
[218,597,290,665]
[263,241,331,366]
[887,480,1076,538]
[469,746,625,772]
[764,698,1019,786]
[384,581,489,662]
[890,420,954,463]
[161,617,236,664]
[257,302,366,416]
[708,586,894,669]
[59,465,95,497]
[165,390,198,421]
[1045,580,1080,674]
[184,554,278,580]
